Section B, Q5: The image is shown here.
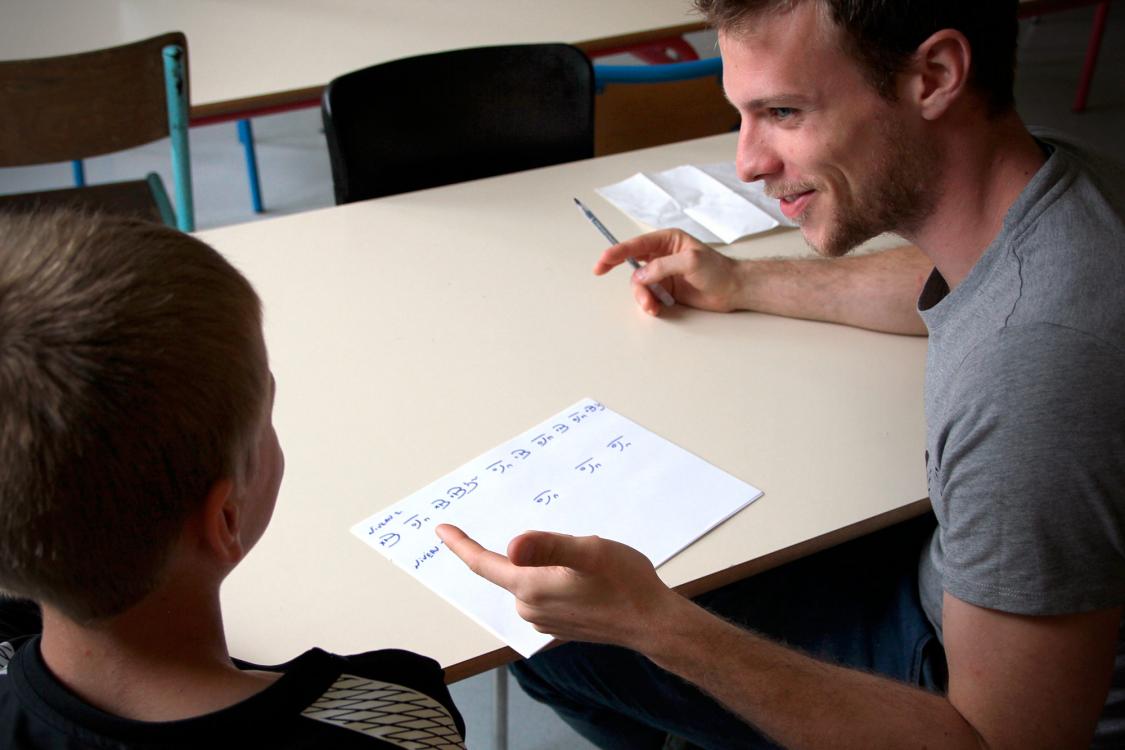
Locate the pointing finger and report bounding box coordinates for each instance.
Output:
[593,229,686,275]
[436,524,522,591]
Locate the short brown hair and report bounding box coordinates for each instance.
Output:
[695,0,1019,116]
[0,211,267,622]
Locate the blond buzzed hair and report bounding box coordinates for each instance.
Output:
[0,211,268,622]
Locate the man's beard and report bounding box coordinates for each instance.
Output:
[808,118,941,257]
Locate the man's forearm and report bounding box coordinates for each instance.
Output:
[729,246,933,336]
[639,596,982,750]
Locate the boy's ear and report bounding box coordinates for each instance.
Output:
[200,479,245,565]
[905,29,972,121]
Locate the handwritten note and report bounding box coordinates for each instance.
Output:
[351,398,763,657]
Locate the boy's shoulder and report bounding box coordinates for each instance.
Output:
[0,639,15,673]
[0,638,465,749]
[255,647,467,748]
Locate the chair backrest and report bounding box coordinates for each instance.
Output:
[589,57,736,156]
[576,28,738,157]
[0,32,194,231]
[0,32,188,166]
[322,44,594,205]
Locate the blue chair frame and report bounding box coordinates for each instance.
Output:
[118,52,724,221]
[162,44,194,231]
[79,118,260,218]
[68,43,193,231]
[237,119,264,213]
[4,33,195,231]
[588,55,732,156]
[593,56,723,90]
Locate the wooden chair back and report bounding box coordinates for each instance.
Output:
[0,32,188,167]
[591,74,738,156]
[578,27,739,156]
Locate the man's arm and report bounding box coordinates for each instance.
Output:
[594,228,932,335]
[437,525,1119,750]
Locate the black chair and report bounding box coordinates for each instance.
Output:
[322,44,594,205]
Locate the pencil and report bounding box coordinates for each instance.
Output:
[573,198,676,307]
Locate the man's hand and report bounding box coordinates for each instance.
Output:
[436,524,682,649]
[438,525,1116,749]
[593,229,743,317]
[592,229,931,335]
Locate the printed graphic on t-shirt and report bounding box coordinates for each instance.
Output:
[301,674,464,749]
[0,641,13,675]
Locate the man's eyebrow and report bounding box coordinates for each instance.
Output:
[733,94,815,111]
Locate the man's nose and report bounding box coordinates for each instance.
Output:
[736,119,783,183]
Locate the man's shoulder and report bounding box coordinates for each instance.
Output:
[1024,128,1125,237]
[930,322,1125,511]
[952,132,1125,363]
[1030,126,1125,185]
[925,130,1125,360]
[944,322,1125,424]
[966,321,1122,370]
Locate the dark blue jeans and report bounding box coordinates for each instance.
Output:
[510,514,946,750]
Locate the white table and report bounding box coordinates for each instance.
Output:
[197,132,929,681]
[2,0,704,118]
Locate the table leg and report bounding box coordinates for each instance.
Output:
[494,666,509,750]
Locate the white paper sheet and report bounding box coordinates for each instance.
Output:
[596,162,797,244]
[351,398,763,657]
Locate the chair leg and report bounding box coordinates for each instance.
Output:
[71,160,86,187]
[237,119,265,213]
[163,44,195,232]
[1073,0,1111,113]
[145,173,178,228]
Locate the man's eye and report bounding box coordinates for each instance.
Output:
[770,107,796,120]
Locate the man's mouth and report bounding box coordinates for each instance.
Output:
[778,190,815,220]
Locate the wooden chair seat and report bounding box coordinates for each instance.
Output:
[0,177,171,225]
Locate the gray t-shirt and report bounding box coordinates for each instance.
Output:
[916,130,1125,746]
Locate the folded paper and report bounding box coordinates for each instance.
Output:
[597,162,796,244]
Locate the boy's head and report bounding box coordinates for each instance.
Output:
[0,211,272,623]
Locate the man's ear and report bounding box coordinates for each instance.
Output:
[200,479,245,565]
[906,29,972,121]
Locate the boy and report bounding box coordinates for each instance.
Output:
[0,211,466,748]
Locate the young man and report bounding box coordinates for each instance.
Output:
[0,212,466,749]
[437,1,1124,747]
